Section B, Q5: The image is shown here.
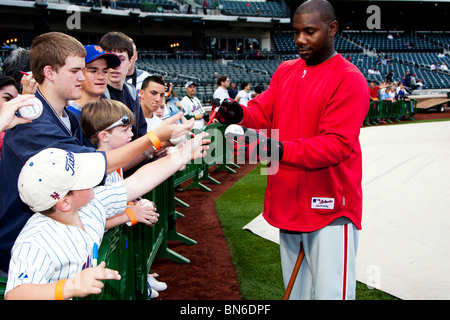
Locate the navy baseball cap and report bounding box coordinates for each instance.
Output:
[84,44,121,68]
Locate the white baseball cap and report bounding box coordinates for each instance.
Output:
[185,81,196,88]
[18,148,106,212]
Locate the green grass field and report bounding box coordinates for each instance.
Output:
[215,163,398,300]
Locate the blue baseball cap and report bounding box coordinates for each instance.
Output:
[84,44,121,68]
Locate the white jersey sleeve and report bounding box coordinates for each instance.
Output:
[6,241,55,293]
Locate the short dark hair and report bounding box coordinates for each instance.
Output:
[241,81,249,90]
[295,0,336,24]
[141,75,166,91]
[99,31,134,60]
[0,75,19,92]
[217,75,228,86]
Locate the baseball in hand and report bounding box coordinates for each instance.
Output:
[136,199,154,208]
[19,98,43,120]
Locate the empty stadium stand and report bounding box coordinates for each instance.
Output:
[417,31,450,51]
[272,31,363,54]
[348,53,450,89]
[132,30,448,100]
[342,30,442,53]
[0,2,448,93]
[218,0,289,18]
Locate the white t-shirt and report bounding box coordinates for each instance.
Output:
[181,96,205,130]
[6,182,128,295]
[145,114,163,132]
[213,86,229,103]
[236,90,251,106]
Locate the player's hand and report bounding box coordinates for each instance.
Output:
[210,98,221,108]
[153,112,194,142]
[0,94,35,132]
[225,125,283,162]
[216,98,244,125]
[63,261,121,299]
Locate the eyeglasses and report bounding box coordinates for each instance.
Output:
[104,114,130,131]
[92,114,130,138]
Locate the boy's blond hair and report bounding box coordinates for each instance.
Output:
[81,99,136,146]
[29,32,86,84]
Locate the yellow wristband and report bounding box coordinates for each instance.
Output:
[55,279,66,300]
[125,207,137,226]
[146,131,161,150]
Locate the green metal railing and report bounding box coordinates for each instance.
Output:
[364,99,417,126]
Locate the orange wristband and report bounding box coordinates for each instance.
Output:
[125,207,137,226]
[55,279,66,300]
[146,131,161,150]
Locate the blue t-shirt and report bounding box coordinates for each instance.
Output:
[166,97,182,124]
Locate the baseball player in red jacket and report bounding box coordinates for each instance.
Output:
[216,0,370,299]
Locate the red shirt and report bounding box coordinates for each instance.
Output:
[369,86,379,99]
[242,54,369,232]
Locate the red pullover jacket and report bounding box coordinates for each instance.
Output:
[242,54,369,232]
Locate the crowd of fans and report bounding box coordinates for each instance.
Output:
[0,31,212,300]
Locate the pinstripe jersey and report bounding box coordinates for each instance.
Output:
[105,168,123,185]
[5,181,127,295]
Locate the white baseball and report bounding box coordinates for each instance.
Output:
[18,98,43,120]
[126,199,155,226]
[137,199,154,208]
[225,124,244,137]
